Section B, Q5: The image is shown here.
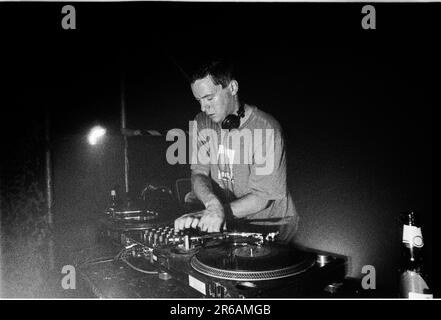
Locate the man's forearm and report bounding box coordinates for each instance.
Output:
[191,173,270,218]
[191,173,222,207]
[229,193,270,219]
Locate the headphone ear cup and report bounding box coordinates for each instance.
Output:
[221,104,244,130]
[221,115,240,130]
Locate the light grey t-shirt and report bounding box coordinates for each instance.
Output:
[190,105,297,228]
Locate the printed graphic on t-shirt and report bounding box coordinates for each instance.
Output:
[217,144,235,182]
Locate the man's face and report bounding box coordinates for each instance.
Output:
[191,75,235,124]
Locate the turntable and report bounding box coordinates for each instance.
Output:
[149,232,347,298]
[98,207,169,245]
[191,240,317,282]
[98,211,347,298]
[98,185,182,245]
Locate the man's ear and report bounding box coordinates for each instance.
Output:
[228,80,239,96]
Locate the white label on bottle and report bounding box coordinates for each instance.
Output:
[402,225,424,247]
[188,275,206,295]
[408,292,433,299]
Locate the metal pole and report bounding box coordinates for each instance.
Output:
[121,73,129,195]
[0,170,3,296]
[45,111,55,271]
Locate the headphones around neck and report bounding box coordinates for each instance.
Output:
[221,104,245,130]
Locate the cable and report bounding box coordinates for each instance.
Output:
[72,244,104,265]
[79,243,159,275]
[78,257,116,266]
[113,246,130,261]
[120,256,159,275]
[77,247,126,268]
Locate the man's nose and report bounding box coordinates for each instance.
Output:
[201,101,210,113]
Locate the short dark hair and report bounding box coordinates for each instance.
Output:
[190,60,235,88]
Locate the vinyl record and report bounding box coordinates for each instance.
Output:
[112,209,158,221]
[191,241,316,281]
[100,215,163,231]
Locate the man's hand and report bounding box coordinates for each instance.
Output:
[174,210,204,231]
[174,202,225,233]
[198,202,225,232]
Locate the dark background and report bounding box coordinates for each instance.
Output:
[0,2,434,297]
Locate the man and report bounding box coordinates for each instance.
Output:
[174,60,298,242]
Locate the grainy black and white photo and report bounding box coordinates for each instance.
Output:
[0,1,434,302]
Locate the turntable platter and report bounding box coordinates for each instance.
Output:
[191,241,316,281]
[100,214,162,231]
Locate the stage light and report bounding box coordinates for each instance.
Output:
[88,125,106,145]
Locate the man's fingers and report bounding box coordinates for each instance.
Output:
[199,215,221,233]
[206,222,214,233]
[198,220,208,232]
[184,216,194,229]
[175,212,204,231]
[175,210,224,232]
[190,218,200,229]
[175,217,186,231]
[209,224,221,233]
[174,218,180,231]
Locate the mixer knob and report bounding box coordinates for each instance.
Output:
[184,235,190,251]
[151,228,157,236]
[169,234,178,244]
[153,233,159,246]
[159,232,165,245]
[165,231,173,245]
[148,232,154,245]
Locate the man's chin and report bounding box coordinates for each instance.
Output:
[210,116,221,123]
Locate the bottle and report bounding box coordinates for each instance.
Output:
[398,211,433,299]
[107,189,118,216]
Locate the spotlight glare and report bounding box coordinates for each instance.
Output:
[88,125,106,145]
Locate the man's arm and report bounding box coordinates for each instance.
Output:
[176,172,271,231]
[229,193,271,219]
[193,171,270,220]
[191,171,222,208]
[174,171,225,232]
[233,123,286,220]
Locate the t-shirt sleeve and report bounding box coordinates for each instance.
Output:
[247,127,288,200]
